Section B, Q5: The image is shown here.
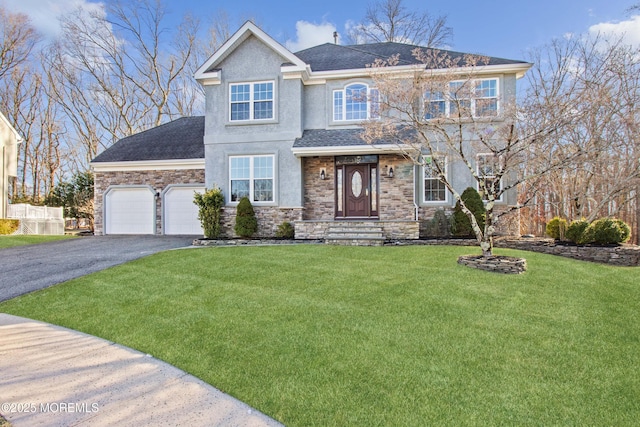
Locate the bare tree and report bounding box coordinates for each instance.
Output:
[346,0,453,47]
[363,50,578,256]
[45,0,204,165]
[521,36,640,242]
[0,6,41,79]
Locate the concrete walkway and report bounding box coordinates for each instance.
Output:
[0,314,284,427]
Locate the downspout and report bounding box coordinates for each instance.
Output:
[413,165,419,221]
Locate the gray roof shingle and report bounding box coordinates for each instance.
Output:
[294,128,393,148]
[92,116,204,163]
[294,42,527,72]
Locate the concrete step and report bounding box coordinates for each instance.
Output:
[325,223,385,246]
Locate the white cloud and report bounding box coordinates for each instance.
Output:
[589,15,640,47]
[285,21,337,52]
[2,0,105,39]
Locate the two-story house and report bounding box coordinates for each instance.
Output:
[91,21,531,239]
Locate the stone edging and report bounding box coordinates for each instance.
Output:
[457,255,527,274]
[192,237,640,267]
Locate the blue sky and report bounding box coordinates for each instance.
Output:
[5,0,640,60]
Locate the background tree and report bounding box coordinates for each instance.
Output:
[46,171,94,230]
[520,35,640,243]
[45,0,204,166]
[0,6,40,79]
[346,0,453,47]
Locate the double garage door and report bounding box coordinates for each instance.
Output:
[104,186,204,235]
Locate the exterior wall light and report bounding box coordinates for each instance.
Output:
[320,169,326,180]
[388,166,394,178]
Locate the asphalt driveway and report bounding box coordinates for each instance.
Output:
[0,235,196,302]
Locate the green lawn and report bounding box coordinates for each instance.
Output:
[1,245,639,426]
[0,234,75,249]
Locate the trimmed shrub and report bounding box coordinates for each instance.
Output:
[613,218,631,243]
[451,187,485,237]
[193,187,225,238]
[566,219,590,244]
[545,216,568,240]
[276,221,295,239]
[424,209,451,238]
[234,197,258,238]
[0,219,19,235]
[584,218,631,245]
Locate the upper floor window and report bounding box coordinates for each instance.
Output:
[230,155,274,203]
[423,156,448,203]
[424,78,499,119]
[477,153,502,201]
[333,83,379,121]
[230,81,274,121]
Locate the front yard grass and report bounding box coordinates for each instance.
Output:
[1,245,639,426]
[0,235,75,249]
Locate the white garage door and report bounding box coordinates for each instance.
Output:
[164,186,205,235]
[105,187,155,234]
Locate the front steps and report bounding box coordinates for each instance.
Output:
[325,222,385,246]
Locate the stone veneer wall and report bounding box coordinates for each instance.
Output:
[378,154,415,221]
[302,154,416,222]
[94,169,205,235]
[303,157,335,220]
[219,207,303,238]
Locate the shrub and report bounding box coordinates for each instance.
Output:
[545,216,568,240]
[566,219,590,244]
[276,221,295,239]
[234,197,258,238]
[451,187,485,237]
[583,218,631,245]
[613,218,631,243]
[193,187,225,238]
[424,209,451,238]
[0,219,19,235]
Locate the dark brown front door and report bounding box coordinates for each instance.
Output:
[345,164,369,217]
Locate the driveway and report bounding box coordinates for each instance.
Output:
[0,235,196,302]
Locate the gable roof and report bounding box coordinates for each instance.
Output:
[195,21,307,84]
[91,116,204,163]
[294,42,529,73]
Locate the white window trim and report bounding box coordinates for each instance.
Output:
[476,153,503,202]
[423,155,449,204]
[229,154,275,204]
[333,82,380,122]
[424,77,500,119]
[229,80,275,122]
[227,154,276,206]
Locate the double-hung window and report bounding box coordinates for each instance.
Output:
[424,78,499,119]
[477,153,502,201]
[424,90,446,119]
[230,155,274,203]
[230,81,274,121]
[423,156,448,202]
[333,83,379,121]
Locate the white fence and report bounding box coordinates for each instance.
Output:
[7,204,63,220]
[6,204,65,235]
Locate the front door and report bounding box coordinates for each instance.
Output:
[335,156,379,219]
[345,164,370,217]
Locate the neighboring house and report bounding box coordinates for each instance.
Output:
[91,21,531,239]
[0,112,21,219]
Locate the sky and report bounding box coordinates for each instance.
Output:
[3,0,640,61]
